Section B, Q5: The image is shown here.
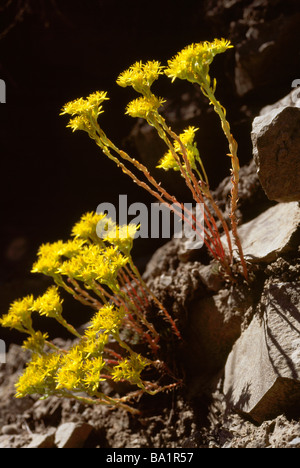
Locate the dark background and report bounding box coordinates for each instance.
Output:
[0,0,299,341]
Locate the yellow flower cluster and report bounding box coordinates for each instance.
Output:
[57,243,128,286]
[165,38,233,85]
[31,286,63,319]
[22,331,49,353]
[15,352,61,398]
[1,209,164,410]
[16,338,149,399]
[55,343,106,393]
[14,300,149,399]
[117,60,166,125]
[60,91,109,134]
[157,126,200,172]
[126,95,166,120]
[61,91,109,117]
[15,342,107,398]
[111,354,150,387]
[87,304,126,336]
[31,213,137,288]
[72,211,107,242]
[0,294,34,334]
[0,287,63,334]
[116,60,164,95]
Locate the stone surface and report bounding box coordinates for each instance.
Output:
[54,422,93,448]
[259,87,300,116]
[251,104,300,202]
[223,201,300,263]
[182,284,253,394]
[26,428,56,449]
[224,281,300,423]
[231,4,300,97]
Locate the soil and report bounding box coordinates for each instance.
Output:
[1,160,299,449]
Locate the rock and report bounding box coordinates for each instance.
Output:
[288,437,300,447]
[223,281,300,423]
[259,87,300,116]
[182,285,252,393]
[223,201,300,263]
[231,4,300,97]
[0,435,16,448]
[54,422,93,448]
[26,428,56,449]
[198,263,224,292]
[1,424,19,435]
[251,102,300,202]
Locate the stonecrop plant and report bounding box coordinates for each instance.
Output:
[0,213,180,414]
[61,38,248,281]
[1,38,248,415]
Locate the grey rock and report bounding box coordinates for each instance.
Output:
[224,281,300,423]
[251,103,300,202]
[259,88,300,116]
[222,201,300,263]
[288,437,300,447]
[232,6,300,97]
[182,285,252,392]
[1,424,18,435]
[54,422,93,448]
[26,428,56,449]
[198,263,224,292]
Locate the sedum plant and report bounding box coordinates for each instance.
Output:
[1,38,249,416]
[0,213,180,414]
[61,39,248,281]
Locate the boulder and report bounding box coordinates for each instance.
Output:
[54,422,93,448]
[26,428,56,449]
[182,284,253,394]
[221,201,300,263]
[235,201,300,263]
[224,281,300,423]
[251,91,300,202]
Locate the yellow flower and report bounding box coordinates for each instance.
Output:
[61,91,109,117]
[126,95,165,119]
[157,126,200,172]
[55,344,83,391]
[22,331,49,353]
[88,304,126,335]
[82,357,106,392]
[82,330,108,355]
[111,354,149,387]
[32,286,63,319]
[31,241,64,276]
[0,295,34,334]
[117,61,164,95]
[165,38,233,84]
[61,91,109,135]
[31,239,84,277]
[15,352,61,398]
[67,115,92,133]
[72,211,107,242]
[102,223,139,255]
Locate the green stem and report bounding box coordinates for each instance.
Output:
[200,79,248,281]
